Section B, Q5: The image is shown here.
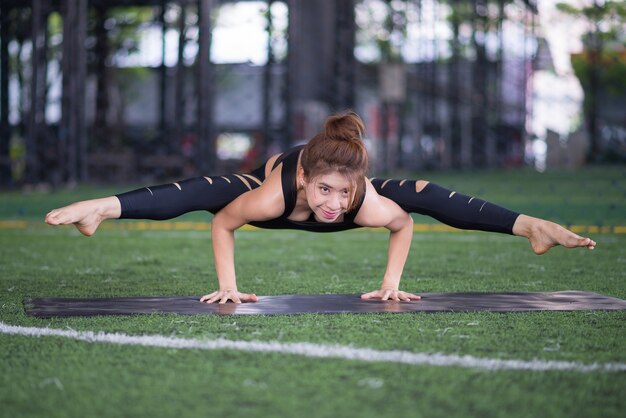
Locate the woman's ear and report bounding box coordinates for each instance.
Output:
[297,166,305,187]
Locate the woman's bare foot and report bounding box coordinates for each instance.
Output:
[45,197,121,236]
[513,214,596,255]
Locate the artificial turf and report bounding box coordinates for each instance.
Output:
[0,166,625,418]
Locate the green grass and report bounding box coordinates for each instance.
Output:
[1,166,625,418]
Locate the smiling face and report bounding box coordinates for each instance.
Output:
[300,171,353,223]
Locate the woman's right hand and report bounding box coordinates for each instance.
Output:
[200,289,258,304]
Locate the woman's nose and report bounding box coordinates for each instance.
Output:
[327,195,341,210]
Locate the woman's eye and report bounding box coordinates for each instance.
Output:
[320,187,330,193]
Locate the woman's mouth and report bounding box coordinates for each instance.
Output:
[320,209,339,219]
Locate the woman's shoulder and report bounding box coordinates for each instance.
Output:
[353,178,401,227]
[263,145,304,178]
[255,161,286,207]
[263,153,282,178]
[226,169,284,222]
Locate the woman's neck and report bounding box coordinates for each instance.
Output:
[288,187,314,221]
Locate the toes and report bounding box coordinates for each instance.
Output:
[45,213,61,225]
[579,237,596,249]
[47,210,69,224]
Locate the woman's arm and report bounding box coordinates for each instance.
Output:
[355,180,421,302]
[200,167,285,304]
[379,205,414,293]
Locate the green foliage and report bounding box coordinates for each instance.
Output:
[102,7,155,59]
[572,50,626,97]
[355,0,411,63]
[556,0,626,22]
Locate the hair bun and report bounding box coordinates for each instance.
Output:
[324,111,365,141]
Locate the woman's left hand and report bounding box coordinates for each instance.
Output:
[360,289,421,302]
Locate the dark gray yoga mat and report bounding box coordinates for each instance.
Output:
[25,291,626,317]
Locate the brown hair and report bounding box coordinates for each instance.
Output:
[300,111,369,211]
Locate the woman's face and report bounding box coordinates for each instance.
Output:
[303,172,352,222]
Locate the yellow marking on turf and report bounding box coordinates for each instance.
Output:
[0,220,28,228]
[2,221,625,234]
[585,226,612,234]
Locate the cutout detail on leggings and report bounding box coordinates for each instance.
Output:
[399,179,407,186]
[449,191,456,198]
[173,182,181,190]
[221,176,231,183]
[243,174,262,186]
[381,179,391,189]
[146,187,153,196]
[234,174,252,191]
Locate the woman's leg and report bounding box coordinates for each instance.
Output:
[116,174,258,219]
[372,179,519,234]
[45,168,266,236]
[372,178,595,254]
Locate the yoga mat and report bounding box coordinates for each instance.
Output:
[25,291,626,317]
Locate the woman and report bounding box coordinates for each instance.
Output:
[45,111,596,304]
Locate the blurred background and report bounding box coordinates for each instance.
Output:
[0,0,624,187]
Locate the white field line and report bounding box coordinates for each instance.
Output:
[1,322,624,373]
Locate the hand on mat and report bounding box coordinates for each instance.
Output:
[361,289,421,302]
[200,289,258,304]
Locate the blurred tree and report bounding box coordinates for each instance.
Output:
[557,0,626,161]
[2,4,155,184]
[355,0,408,63]
[88,6,154,151]
[355,0,410,171]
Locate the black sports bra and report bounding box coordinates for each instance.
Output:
[248,146,366,233]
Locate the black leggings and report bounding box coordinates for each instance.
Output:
[116,169,519,235]
[371,179,518,234]
[116,165,266,220]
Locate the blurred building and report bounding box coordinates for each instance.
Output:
[0,0,575,186]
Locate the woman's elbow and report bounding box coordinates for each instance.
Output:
[212,210,239,233]
[388,211,413,232]
[212,210,224,227]
[402,213,414,231]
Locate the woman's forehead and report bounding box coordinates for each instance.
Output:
[314,172,353,189]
